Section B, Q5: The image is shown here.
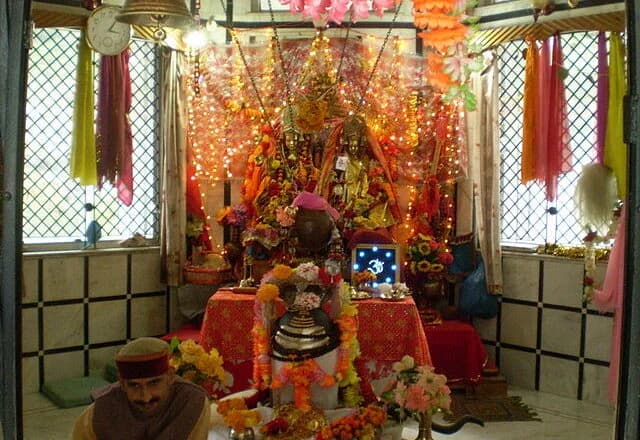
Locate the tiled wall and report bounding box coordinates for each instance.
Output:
[473,253,613,404]
[21,248,171,399]
[21,247,613,406]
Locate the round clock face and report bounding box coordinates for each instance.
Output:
[85,5,132,56]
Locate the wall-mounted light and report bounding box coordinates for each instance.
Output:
[531,0,554,22]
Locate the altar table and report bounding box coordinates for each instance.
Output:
[199,291,432,393]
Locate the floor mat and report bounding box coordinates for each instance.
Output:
[445,394,542,423]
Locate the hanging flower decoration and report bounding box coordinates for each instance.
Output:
[413,0,483,110]
[168,338,231,399]
[279,0,399,24]
[380,355,451,422]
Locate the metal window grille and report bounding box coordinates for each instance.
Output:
[23,28,160,245]
[498,32,601,246]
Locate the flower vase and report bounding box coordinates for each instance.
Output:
[420,280,443,325]
[228,426,255,440]
[413,412,433,440]
[381,421,403,440]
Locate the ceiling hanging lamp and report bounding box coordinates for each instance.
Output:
[116,0,193,41]
[530,0,556,22]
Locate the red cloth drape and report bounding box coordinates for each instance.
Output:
[96,50,133,205]
[543,33,572,201]
[534,39,550,184]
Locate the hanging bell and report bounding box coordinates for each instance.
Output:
[117,0,193,40]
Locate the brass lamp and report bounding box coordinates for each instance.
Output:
[117,0,193,41]
[531,0,554,22]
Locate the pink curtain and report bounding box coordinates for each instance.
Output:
[592,205,626,403]
[96,50,133,205]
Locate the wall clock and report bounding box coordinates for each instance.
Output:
[85,5,132,55]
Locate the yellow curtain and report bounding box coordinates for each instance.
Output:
[69,29,97,185]
[603,33,627,199]
[521,38,538,183]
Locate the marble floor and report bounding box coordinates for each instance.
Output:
[22,386,616,439]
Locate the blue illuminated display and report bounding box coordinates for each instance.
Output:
[351,244,399,286]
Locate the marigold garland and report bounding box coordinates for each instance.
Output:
[271,359,337,411]
[251,279,361,407]
[216,398,261,432]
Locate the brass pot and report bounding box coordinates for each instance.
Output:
[228,427,255,440]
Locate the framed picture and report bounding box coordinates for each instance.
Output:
[351,244,400,286]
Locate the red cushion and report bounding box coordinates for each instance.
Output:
[160,322,202,343]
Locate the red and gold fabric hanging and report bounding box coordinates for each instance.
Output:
[96,49,133,206]
[521,38,538,183]
[520,34,572,201]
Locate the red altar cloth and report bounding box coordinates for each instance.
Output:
[423,320,488,384]
[199,291,432,393]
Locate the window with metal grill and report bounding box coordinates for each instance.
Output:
[498,31,601,247]
[23,27,160,247]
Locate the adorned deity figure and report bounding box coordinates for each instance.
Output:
[316,115,402,238]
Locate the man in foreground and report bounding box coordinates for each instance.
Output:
[72,337,210,439]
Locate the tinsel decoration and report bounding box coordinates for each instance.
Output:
[574,163,618,236]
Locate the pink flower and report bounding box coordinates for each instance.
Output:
[351,0,370,21]
[372,0,395,17]
[327,0,349,24]
[405,384,430,412]
[275,207,295,227]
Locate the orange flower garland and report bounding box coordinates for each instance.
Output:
[251,317,272,390]
[270,359,336,411]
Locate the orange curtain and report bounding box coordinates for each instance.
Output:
[521,38,538,183]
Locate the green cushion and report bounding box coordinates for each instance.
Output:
[104,362,118,383]
[42,375,111,408]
